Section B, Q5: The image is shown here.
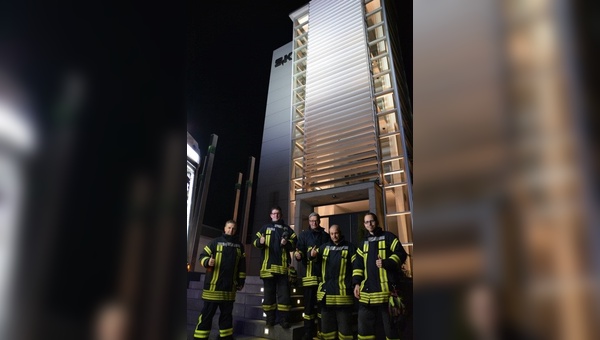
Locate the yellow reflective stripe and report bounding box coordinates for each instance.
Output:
[302,276,319,286]
[353,269,363,277]
[339,249,347,294]
[386,338,400,340]
[277,304,291,311]
[378,240,387,292]
[339,332,354,339]
[351,254,357,263]
[358,335,376,340]
[390,238,399,251]
[239,272,246,278]
[324,294,354,305]
[322,331,336,340]
[201,290,236,301]
[219,328,233,337]
[389,254,400,264]
[260,230,271,274]
[263,303,276,311]
[358,291,389,304]
[194,329,210,338]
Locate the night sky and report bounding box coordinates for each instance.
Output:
[187,1,412,229]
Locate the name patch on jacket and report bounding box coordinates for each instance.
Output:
[268,224,284,231]
[326,245,349,251]
[366,235,386,243]
[217,242,241,248]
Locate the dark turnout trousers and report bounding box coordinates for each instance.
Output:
[357,303,400,340]
[320,304,353,340]
[194,300,234,339]
[303,285,320,336]
[262,274,291,324]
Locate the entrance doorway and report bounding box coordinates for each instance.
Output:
[319,211,367,248]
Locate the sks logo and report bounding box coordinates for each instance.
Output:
[275,52,293,67]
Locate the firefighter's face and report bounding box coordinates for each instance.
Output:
[224,222,237,235]
[308,217,319,230]
[363,215,377,233]
[270,210,281,222]
[329,225,341,244]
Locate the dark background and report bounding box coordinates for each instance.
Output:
[186,0,413,229]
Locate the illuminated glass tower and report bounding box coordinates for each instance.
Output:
[252,0,412,273]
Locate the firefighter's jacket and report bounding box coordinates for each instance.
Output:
[252,219,297,278]
[295,226,330,286]
[352,226,407,305]
[198,233,246,301]
[308,237,357,306]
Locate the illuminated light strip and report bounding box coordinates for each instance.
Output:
[187,144,199,163]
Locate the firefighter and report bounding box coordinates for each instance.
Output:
[253,206,297,328]
[308,224,357,340]
[294,212,330,340]
[193,220,246,339]
[353,212,407,340]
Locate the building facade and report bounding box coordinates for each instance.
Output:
[251,0,412,275]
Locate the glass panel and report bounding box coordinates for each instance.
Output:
[293,121,304,139]
[377,111,399,134]
[373,72,392,93]
[295,23,309,36]
[292,158,303,178]
[294,58,307,73]
[366,10,383,28]
[383,170,407,185]
[385,185,410,214]
[372,55,390,74]
[379,133,403,159]
[367,24,385,42]
[365,0,381,14]
[296,14,308,26]
[294,73,306,87]
[375,93,395,112]
[293,91,305,105]
[292,140,304,158]
[368,39,387,58]
[293,103,305,120]
[294,88,305,102]
[383,158,406,173]
[295,35,308,49]
[385,214,412,244]
[296,47,307,59]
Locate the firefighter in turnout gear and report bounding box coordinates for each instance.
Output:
[294,212,330,340]
[353,212,407,340]
[308,224,357,340]
[253,206,297,328]
[194,220,246,340]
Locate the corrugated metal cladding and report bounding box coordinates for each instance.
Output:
[303,0,379,190]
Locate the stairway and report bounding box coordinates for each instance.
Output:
[187,274,306,340]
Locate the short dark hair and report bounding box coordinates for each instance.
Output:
[270,206,282,213]
[225,219,237,226]
[364,212,378,224]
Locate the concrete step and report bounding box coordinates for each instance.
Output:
[188,302,304,325]
[187,315,303,340]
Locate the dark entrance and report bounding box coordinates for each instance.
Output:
[326,211,368,248]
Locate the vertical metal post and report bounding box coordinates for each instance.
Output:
[240,156,255,244]
[188,134,218,272]
[232,172,243,222]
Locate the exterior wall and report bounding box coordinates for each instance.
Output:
[248,42,294,275]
